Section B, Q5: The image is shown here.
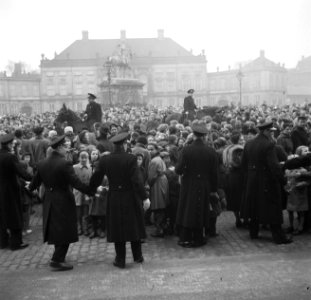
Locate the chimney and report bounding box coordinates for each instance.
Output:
[120,30,126,40]
[228,65,231,71]
[260,50,265,58]
[157,29,164,40]
[13,63,22,76]
[82,30,89,40]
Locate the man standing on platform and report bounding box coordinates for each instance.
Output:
[183,89,197,121]
[84,93,103,131]
[29,136,91,271]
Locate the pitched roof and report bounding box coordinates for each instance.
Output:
[56,38,193,60]
[243,51,285,72]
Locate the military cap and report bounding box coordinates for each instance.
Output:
[87,93,96,99]
[0,133,14,145]
[191,122,208,134]
[187,89,195,94]
[110,132,129,144]
[50,135,66,149]
[257,121,274,131]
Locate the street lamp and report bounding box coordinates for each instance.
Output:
[104,58,113,107]
[236,69,244,106]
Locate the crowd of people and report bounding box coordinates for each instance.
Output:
[1,90,311,270]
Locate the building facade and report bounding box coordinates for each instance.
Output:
[287,56,311,104]
[0,63,41,115]
[39,30,208,112]
[207,51,287,106]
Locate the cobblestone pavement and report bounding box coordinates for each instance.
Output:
[1,205,311,299]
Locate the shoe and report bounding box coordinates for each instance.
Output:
[50,261,73,271]
[134,256,144,263]
[191,240,207,247]
[274,237,293,244]
[177,241,193,248]
[293,229,303,236]
[0,244,8,249]
[250,234,259,239]
[10,243,29,251]
[113,259,125,269]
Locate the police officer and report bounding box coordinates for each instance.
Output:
[29,136,91,271]
[84,93,103,131]
[175,122,219,247]
[183,89,197,121]
[90,132,150,268]
[241,121,292,244]
[0,133,32,250]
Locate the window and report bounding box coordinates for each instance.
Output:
[60,85,67,96]
[49,103,55,111]
[47,86,55,96]
[22,85,27,97]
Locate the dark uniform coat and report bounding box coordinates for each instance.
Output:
[85,101,103,130]
[175,139,218,229]
[90,148,147,243]
[241,133,284,224]
[29,151,90,245]
[0,149,32,230]
[183,95,197,121]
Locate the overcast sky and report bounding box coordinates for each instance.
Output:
[1,0,310,72]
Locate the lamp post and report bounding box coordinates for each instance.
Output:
[104,58,113,107]
[236,69,244,106]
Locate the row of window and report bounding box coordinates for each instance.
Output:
[0,84,40,97]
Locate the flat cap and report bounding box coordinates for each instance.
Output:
[110,132,128,144]
[1,133,14,145]
[87,93,96,99]
[50,135,66,149]
[192,122,208,134]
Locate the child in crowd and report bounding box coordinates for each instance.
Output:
[285,145,311,235]
[21,152,34,235]
[73,150,92,236]
[89,149,107,238]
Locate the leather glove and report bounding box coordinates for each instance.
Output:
[143,198,151,211]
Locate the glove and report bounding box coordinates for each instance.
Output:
[143,198,150,211]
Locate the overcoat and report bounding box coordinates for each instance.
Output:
[148,156,169,210]
[29,151,90,244]
[241,133,284,224]
[0,149,32,230]
[85,101,102,124]
[175,139,218,229]
[90,148,147,243]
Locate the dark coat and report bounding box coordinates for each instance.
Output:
[175,139,218,229]
[241,133,284,224]
[291,126,309,152]
[29,151,90,245]
[90,148,147,243]
[85,101,102,125]
[276,132,293,155]
[0,149,32,230]
[183,95,197,112]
